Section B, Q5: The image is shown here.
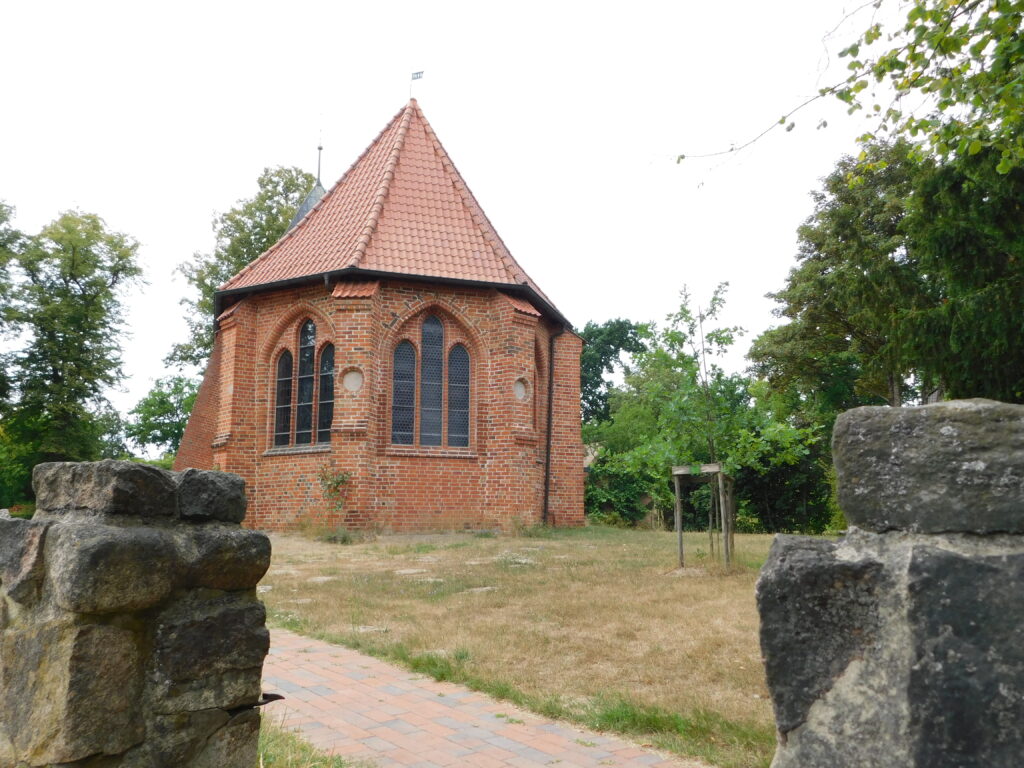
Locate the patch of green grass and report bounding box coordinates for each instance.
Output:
[384,542,438,555]
[513,523,556,539]
[259,716,358,767]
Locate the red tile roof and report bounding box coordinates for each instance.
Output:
[332,279,379,298]
[220,100,558,318]
[502,293,541,317]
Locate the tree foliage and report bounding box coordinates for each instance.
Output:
[0,209,140,503]
[168,166,316,368]
[586,286,820,529]
[839,0,1024,171]
[749,140,927,406]
[754,137,1024,407]
[900,141,1024,400]
[126,376,199,454]
[579,318,647,423]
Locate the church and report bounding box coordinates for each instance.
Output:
[175,100,585,531]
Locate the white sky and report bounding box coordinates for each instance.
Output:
[1,0,890,417]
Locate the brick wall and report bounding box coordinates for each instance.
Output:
[175,278,584,531]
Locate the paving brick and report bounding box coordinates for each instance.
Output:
[264,629,707,768]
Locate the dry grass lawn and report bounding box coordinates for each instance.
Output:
[260,526,776,767]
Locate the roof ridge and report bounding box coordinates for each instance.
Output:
[218,105,409,290]
[348,101,415,270]
[412,101,532,287]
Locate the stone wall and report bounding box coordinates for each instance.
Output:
[0,460,271,767]
[757,399,1024,767]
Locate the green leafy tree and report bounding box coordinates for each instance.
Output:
[587,286,818,528]
[0,211,141,501]
[750,140,928,406]
[899,141,1024,401]
[839,0,1024,171]
[126,376,199,454]
[168,166,316,368]
[579,318,646,424]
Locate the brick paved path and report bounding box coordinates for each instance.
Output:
[263,629,707,768]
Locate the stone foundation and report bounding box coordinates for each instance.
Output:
[0,460,271,767]
[757,399,1024,767]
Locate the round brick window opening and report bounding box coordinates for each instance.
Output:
[343,369,364,392]
[514,378,529,401]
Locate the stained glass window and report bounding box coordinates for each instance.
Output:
[274,351,293,446]
[448,344,470,447]
[420,316,443,446]
[392,341,416,444]
[295,320,316,445]
[318,344,334,443]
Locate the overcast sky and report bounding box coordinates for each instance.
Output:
[1,0,888,417]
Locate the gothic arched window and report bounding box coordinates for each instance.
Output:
[272,319,334,447]
[392,341,416,445]
[390,314,471,448]
[274,351,293,447]
[448,344,470,447]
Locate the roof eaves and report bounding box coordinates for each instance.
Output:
[214,266,572,329]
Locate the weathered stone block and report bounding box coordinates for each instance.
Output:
[150,597,268,710]
[173,525,271,591]
[5,459,272,766]
[907,547,1024,767]
[756,535,886,733]
[0,622,144,764]
[191,709,261,768]
[47,524,180,614]
[833,399,1024,533]
[175,468,247,523]
[0,517,49,604]
[120,709,230,767]
[34,460,177,519]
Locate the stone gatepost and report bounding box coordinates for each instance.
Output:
[0,460,272,767]
[757,399,1024,767]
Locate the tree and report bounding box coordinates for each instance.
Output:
[126,376,199,454]
[579,318,646,423]
[0,208,16,406]
[168,167,316,368]
[0,211,140,501]
[750,140,929,407]
[839,0,1024,171]
[899,141,1024,401]
[586,286,819,529]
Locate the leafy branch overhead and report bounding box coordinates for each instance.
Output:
[837,0,1024,171]
[679,2,1024,172]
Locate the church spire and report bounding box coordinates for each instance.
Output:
[288,145,328,231]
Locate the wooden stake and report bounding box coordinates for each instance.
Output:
[673,474,684,568]
[718,472,731,566]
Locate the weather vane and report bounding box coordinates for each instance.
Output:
[410,70,424,98]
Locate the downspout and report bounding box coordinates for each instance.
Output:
[542,325,566,526]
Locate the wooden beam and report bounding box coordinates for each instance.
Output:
[671,463,722,476]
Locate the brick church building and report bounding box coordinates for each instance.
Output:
[175,100,585,531]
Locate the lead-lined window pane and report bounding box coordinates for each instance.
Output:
[420,316,443,446]
[274,351,293,446]
[392,341,416,444]
[448,344,469,447]
[296,320,315,445]
[318,345,334,443]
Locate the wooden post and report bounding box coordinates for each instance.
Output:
[708,480,715,560]
[673,474,684,569]
[718,471,731,566]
